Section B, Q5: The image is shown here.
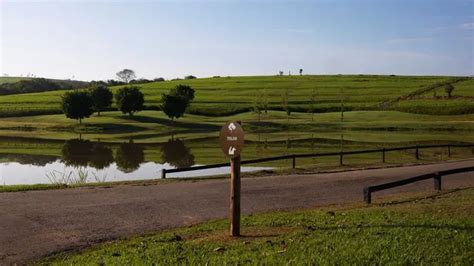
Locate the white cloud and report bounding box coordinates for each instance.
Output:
[385,37,433,44]
[460,22,474,30]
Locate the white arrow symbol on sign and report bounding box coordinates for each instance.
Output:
[228,146,236,155]
[228,123,236,132]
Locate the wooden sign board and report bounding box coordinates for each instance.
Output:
[219,121,245,158]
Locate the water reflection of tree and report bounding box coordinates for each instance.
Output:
[0,154,57,166]
[89,143,114,169]
[61,139,113,169]
[161,138,195,168]
[115,141,145,173]
[61,139,94,167]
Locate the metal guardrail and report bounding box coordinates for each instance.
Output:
[363,166,474,204]
[161,143,474,178]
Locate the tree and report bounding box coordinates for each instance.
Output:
[116,69,136,83]
[263,89,268,114]
[310,88,316,121]
[89,84,113,116]
[445,84,454,98]
[161,85,195,120]
[161,94,188,121]
[170,84,195,103]
[281,89,290,122]
[115,86,145,116]
[299,69,303,75]
[340,87,345,122]
[61,90,94,124]
[184,75,197,80]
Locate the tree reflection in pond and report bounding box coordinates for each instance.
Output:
[61,139,94,167]
[115,141,145,173]
[161,138,195,168]
[61,139,114,169]
[89,143,114,169]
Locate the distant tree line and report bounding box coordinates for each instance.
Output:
[0,78,89,95]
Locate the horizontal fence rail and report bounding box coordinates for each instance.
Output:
[161,143,474,178]
[363,166,474,204]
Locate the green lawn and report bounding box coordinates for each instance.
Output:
[40,187,474,265]
[1,75,468,117]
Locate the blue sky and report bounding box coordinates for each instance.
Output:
[1,0,473,81]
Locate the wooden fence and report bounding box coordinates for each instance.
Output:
[363,166,474,204]
[161,143,474,179]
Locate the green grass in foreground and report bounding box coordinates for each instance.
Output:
[42,188,474,265]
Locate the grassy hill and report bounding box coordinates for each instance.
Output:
[0,77,89,97]
[0,76,32,84]
[0,75,471,117]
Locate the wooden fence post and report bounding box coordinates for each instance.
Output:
[447,145,451,158]
[364,187,371,204]
[382,148,386,163]
[339,152,343,166]
[161,169,166,179]
[292,154,296,169]
[415,145,419,160]
[434,172,442,191]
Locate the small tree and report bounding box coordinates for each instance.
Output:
[340,88,345,122]
[170,84,195,103]
[445,84,454,98]
[161,94,188,120]
[282,89,290,122]
[61,90,94,124]
[253,90,262,121]
[263,89,268,114]
[89,84,113,116]
[161,85,195,120]
[116,69,136,83]
[299,69,303,75]
[310,88,316,121]
[115,86,145,116]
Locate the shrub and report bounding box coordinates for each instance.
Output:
[445,84,455,98]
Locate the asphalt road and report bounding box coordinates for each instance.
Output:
[0,160,473,264]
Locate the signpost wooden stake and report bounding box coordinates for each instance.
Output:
[219,121,245,237]
[230,155,241,236]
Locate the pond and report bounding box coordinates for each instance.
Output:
[0,137,271,185]
[0,161,270,185]
[0,133,471,186]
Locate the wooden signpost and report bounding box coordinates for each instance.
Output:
[219,121,244,237]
